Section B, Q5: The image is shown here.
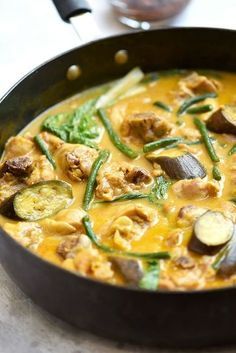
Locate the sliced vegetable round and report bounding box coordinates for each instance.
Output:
[154,153,206,180]
[13,180,73,221]
[206,105,236,135]
[189,211,234,255]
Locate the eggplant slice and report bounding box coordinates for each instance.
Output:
[206,105,236,134]
[188,211,234,255]
[154,153,206,180]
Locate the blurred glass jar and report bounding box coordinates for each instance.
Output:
[110,0,191,29]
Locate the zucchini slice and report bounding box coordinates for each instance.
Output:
[13,180,73,221]
[188,211,234,255]
[206,105,236,135]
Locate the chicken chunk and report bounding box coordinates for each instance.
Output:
[39,131,64,153]
[0,156,33,178]
[107,205,157,250]
[26,156,55,185]
[178,72,220,97]
[57,234,91,259]
[120,111,173,143]
[4,135,35,160]
[172,178,220,199]
[54,208,86,233]
[96,162,152,200]
[56,143,98,182]
[0,173,25,205]
[177,205,207,227]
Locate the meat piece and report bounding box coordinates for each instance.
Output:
[172,178,220,199]
[40,131,64,152]
[120,111,173,143]
[54,208,86,233]
[178,72,220,97]
[110,256,143,285]
[177,205,207,227]
[41,219,77,235]
[166,229,183,247]
[57,234,91,259]
[4,135,35,159]
[107,205,157,249]
[0,156,33,177]
[56,144,98,182]
[96,162,152,200]
[174,256,195,269]
[0,173,25,205]
[26,156,55,185]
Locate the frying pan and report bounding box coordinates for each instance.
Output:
[1,17,236,348]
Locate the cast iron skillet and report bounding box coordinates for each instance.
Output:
[0,28,236,348]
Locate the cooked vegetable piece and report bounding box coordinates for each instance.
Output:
[13,180,73,221]
[148,176,170,202]
[82,215,170,260]
[216,237,236,277]
[34,135,56,169]
[0,194,18,219]
[177,92,217,115]
[95,67,144,109]
[97,109,138,159]
[228,144,236,156]
[206,105,236,135]
[83,150,110,211]
[154,153,206,180]
[153,101,172,112]
[188,211,234,255]
[186,104,213,114]
[194,117,220,162]
[139,260,160,290]
[143,137,181,153]
[96,192,148,203]
[110,256,144,285]
[212,165,221,181]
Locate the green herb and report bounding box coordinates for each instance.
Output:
[34,135,56,169]
[194,117,220,163]
[97,109,139,159]
[177,92,217,116]
[212,165,221,181]
[186,104,213,115]
[83,150,110,211]
[228,144,236,156]
[96,193,148,203]
[139,260,160,290]
[153,101,172,112]
[143,137,181,153]
[82,215,170,261]
[148,176,170,204]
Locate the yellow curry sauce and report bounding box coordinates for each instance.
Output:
[1,69,236,291]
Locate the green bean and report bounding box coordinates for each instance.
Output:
[34,135,56,169]
[194,117,220,162]
[97,109,138,159]
[96,193,148,203]
[143,137,181,153]
[83,150,110,211]
[82,215,170,260]
[186,104,213,115]
[228,144,236,156]
[153,101,172,112]
[212,165,221,181]
[177,92,217,115]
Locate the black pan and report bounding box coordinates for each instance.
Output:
[0,27,236,348]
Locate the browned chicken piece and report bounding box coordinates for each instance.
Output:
[4,135,35,160]
[174,256,196,269]
[107,205,157,250]
[178,72,220,97]
[26,156,56,185]
[0,173,25,205]
[0,156,33,177]
[39,131,64,153]
[177,205,207,227]
[57,234,91,259]
[56,143,98,182]
[172,178,220,200]
[120,111,173,143]
[96,162,152,200]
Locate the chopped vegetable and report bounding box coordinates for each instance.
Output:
[206,105,236,135]
[13,180,73,221]
[97,109,138,159]
[177,92,217,115]
[139,260,160,290]
[186,104,213,115]
[143,137,181,153]
[228,144,236,156]
[216,239,236,277]
[34,135,56,169]
[83,150,110,211]
[95,67,144,109]
[154,153,206,180]
[110,256,144,285]
[96,193,148,203]
[148,176,170,203]
[82,215,170,260]
[153,101,172,112]
[194,117,220,162]
[212,165,222,181]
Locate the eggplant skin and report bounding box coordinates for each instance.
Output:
[206,105,236,135]
[188,234,224,256]
[155,153,206,180]
[0,194,18,219]
[217,231,236,278]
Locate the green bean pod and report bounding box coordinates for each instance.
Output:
[153,101,172,112]
[186,104,213,115]
[228,144,236,156]
[212,165,222,181]
[143,137,181,153]
[177,92,217,115]
[34,135,56,169]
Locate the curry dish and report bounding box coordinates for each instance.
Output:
[1,68,236,291]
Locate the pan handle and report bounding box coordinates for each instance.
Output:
[52,0,91,22]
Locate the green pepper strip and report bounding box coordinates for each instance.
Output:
[82,215,170,261]
[97,109,138,159]
[177,92,217,115]
[194,117,220,163]
[82,150,110,211]
[34,135,56,169]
